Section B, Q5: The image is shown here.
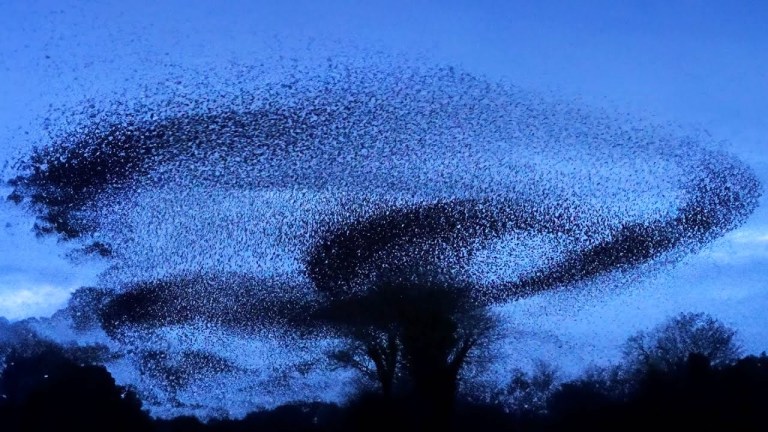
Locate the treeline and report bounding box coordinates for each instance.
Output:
[1,312,767,431]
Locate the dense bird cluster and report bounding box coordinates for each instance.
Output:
[3,61,761,416]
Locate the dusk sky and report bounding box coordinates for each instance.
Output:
[0,0,766,417]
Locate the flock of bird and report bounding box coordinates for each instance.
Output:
[4,60,761,416]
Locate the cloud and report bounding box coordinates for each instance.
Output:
[0,281,76,320]
[727,229,768,244]
[0,199,105,320]
[697,225,768,265]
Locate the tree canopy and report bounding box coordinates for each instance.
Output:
[317,278,496,414]
[622,312,741,372]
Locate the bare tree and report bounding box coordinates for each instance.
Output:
[622,312,741,372]
[492,360,560,415]
[327,321,400,396]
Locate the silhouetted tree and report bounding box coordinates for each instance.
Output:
[492,360,560,415]
[622,312,741,372]
[324,286,402,397]
[396,283,494,413]
[542,315,764,431]
[318,277,495,421]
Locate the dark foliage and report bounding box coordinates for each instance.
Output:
[341,391,519,432]
[543,353,768,431]
[3,315,768,431]
[0,348,152,432]
[155,402,343,432]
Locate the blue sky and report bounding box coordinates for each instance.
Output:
[0,0,767,412]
